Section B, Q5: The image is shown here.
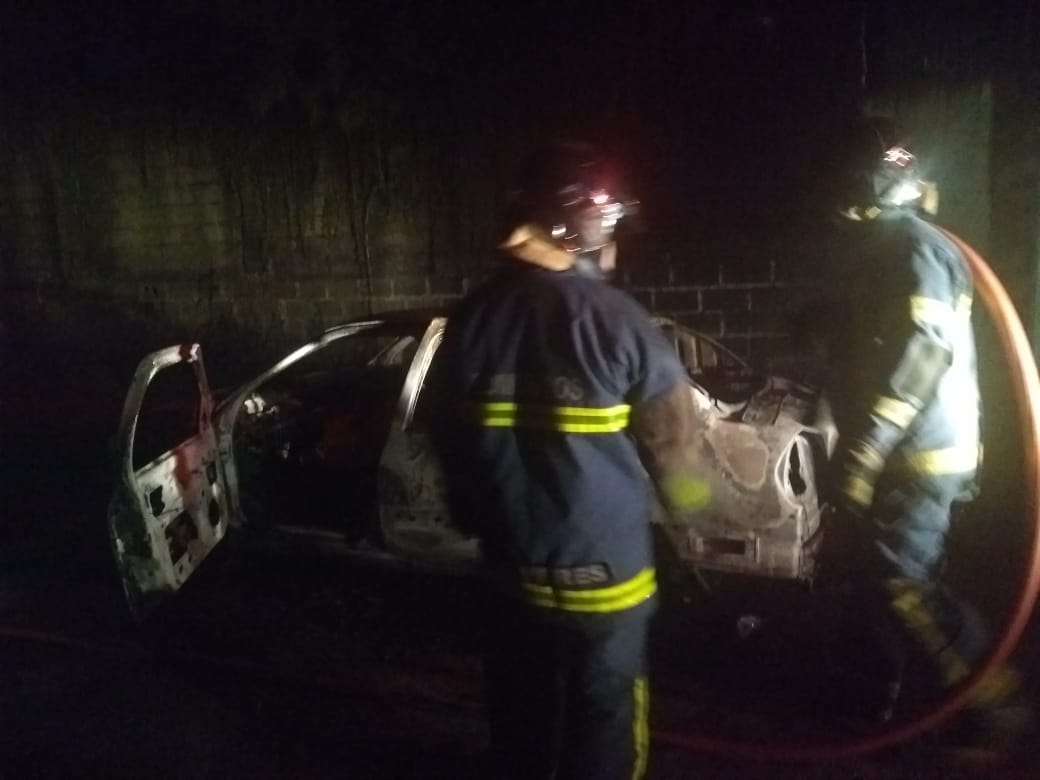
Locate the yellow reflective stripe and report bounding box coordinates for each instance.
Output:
[910,295,971,328]
[849,440,885,471]
[957,294,973,316]
[660,473,712,512]
[842,474,876,508]
[910,296,951,327]
[469,402,631,433]
[521,567,657,613]
[888,580,971,685]
[904,444,980,475]
[872,395,919,429]
[967,666,1023,710]
[631,677,649,780]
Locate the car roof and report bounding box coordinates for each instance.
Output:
[318,308,742,364]
[327,307,690,332]
[324,306,450,333]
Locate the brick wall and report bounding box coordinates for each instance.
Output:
[0,77,1028,394]
[0,109,819,387]
[620,256,810,377]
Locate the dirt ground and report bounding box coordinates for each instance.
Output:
[2,525,1037,780]
[1,416,1038,779]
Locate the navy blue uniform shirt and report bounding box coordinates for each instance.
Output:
[431,262,686,608]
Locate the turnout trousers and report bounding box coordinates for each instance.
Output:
[839,473,1017,718]
[482,594,654,780]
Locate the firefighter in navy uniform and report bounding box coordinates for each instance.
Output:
[428,141,710,780]
[818,117,1032,754]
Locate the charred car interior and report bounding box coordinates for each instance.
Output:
[233,324,424,541]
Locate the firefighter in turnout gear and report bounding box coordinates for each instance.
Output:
[428,140,710,780]
[818,117,1032,754]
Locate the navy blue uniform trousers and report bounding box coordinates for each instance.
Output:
[482,594,653,780]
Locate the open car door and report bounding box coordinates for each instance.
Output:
[108,344,232,620]
[378,317,480,570]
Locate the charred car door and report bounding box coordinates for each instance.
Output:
[108,344,231,620]
[378,317,480,571]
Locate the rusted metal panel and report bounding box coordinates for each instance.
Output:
[108,344,231,620]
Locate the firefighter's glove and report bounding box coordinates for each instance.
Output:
[660,473,712,523]
[836,439,886,519]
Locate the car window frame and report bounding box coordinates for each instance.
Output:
[398,317,447,431]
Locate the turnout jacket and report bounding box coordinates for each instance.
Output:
[431,261,706,614]
[825,210,981,505]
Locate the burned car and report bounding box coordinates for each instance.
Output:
[108,309,836,619]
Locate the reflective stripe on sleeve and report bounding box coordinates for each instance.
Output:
[467,401,632,433]
[872,395,919,429]
[520,567,657,613]
[957,294,973,316]
[842,474,876,508]
[910,295,971,329]
[903,444,981,475]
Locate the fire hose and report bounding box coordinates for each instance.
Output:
[650,229,1040,760]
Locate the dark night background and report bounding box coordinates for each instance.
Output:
[0,1,1039,778]
[1,2,1035,371]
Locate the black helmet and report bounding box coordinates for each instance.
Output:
[503,140,635,256]
[830,116,927,214]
